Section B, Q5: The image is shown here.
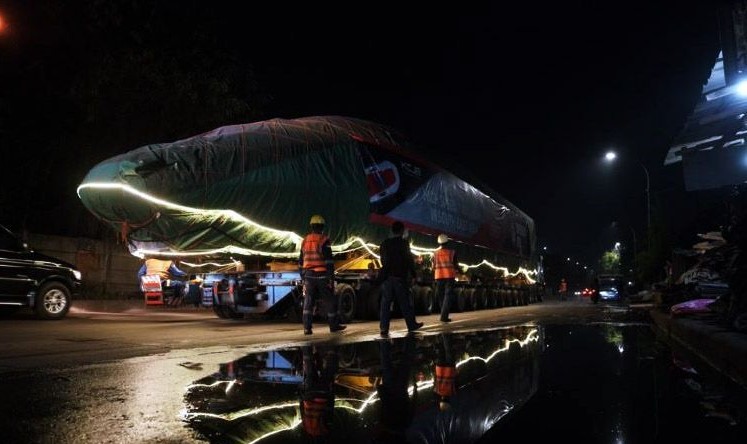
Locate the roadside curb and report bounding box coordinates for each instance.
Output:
[649,309,747,390]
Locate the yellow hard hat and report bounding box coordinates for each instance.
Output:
[309,214,326,225]
[437,234,449,244]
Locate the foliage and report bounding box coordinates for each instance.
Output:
[600,249,620,274]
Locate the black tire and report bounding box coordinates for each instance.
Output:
[34,282,71,320]
[336,284,356,324]
[453,287,465,312]
[213,304,230,318]
[463,288,476,311]
[486,289,498,308]
[475,287,488,309]
[418,286,434,315]
[213,304,243,319]
[499,288,509,307]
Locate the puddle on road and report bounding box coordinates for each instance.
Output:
[180,324,747,443]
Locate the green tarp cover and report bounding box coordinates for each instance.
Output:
[78,116,536,268]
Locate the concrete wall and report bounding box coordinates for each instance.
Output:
[27,233,141,298]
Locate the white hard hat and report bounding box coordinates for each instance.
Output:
[437,234,449,244]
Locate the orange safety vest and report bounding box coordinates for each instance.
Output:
[302,233,331,272]
[433,248,456,280]
[434,364,457,397]
[302,397,330,437]
[145,258,172,281]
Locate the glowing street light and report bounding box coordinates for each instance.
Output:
[604,150,651,236]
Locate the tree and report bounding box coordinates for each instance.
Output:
[600,249,620,274]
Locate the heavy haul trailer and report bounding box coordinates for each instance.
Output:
[77,116,541,320]
[197,259,540,321]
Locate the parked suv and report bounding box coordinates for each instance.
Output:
[0,224,81,319]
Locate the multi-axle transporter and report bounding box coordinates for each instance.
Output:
[78,116,543,321]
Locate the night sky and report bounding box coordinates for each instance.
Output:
[0,2,724,268]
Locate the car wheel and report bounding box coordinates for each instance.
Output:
[35,282,71,320]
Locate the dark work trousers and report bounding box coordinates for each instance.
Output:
[302,271,340,332]
[435,278,455,321]
[379,276,418,332]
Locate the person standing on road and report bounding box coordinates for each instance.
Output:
[434,234,459,323]
[559,278,568,301]
[299,214,346,335]
[377,221,423,337]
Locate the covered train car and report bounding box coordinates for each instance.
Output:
[77,116,540,319]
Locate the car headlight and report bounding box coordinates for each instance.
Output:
[72,270,82,281]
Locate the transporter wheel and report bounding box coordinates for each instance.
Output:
[421,286,434,314]
[414,285,434,315]
[475,287,488,309]
[498,288,508,307]
[336,284,356,324]
[213,304,230,318]
[463,288,476,311]
[213,303,243,319]
[453,287,465,313]
[486,289,498,308]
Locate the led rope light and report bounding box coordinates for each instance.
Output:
[181,260,242,268]
[78,181,537,279]
[181,327,539,444]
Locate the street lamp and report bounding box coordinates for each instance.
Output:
[604,150,651,236]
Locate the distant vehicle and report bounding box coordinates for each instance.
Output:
[0,224,82,319]
[593,274,624,303]
[581,287,595,298]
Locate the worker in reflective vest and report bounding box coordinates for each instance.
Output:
[559,278,568,301]
[299,214,346,335]
[434,234,459,323]
[434,333,457,411]
[299,345,338,438]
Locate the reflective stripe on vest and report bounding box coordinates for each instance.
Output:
[302,398,329,436]
[302,233,330,272]
[434,364,457,397]
[434,248,456,279]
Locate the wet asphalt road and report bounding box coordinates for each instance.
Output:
[1,298,744,443]
[0,298,613,370]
